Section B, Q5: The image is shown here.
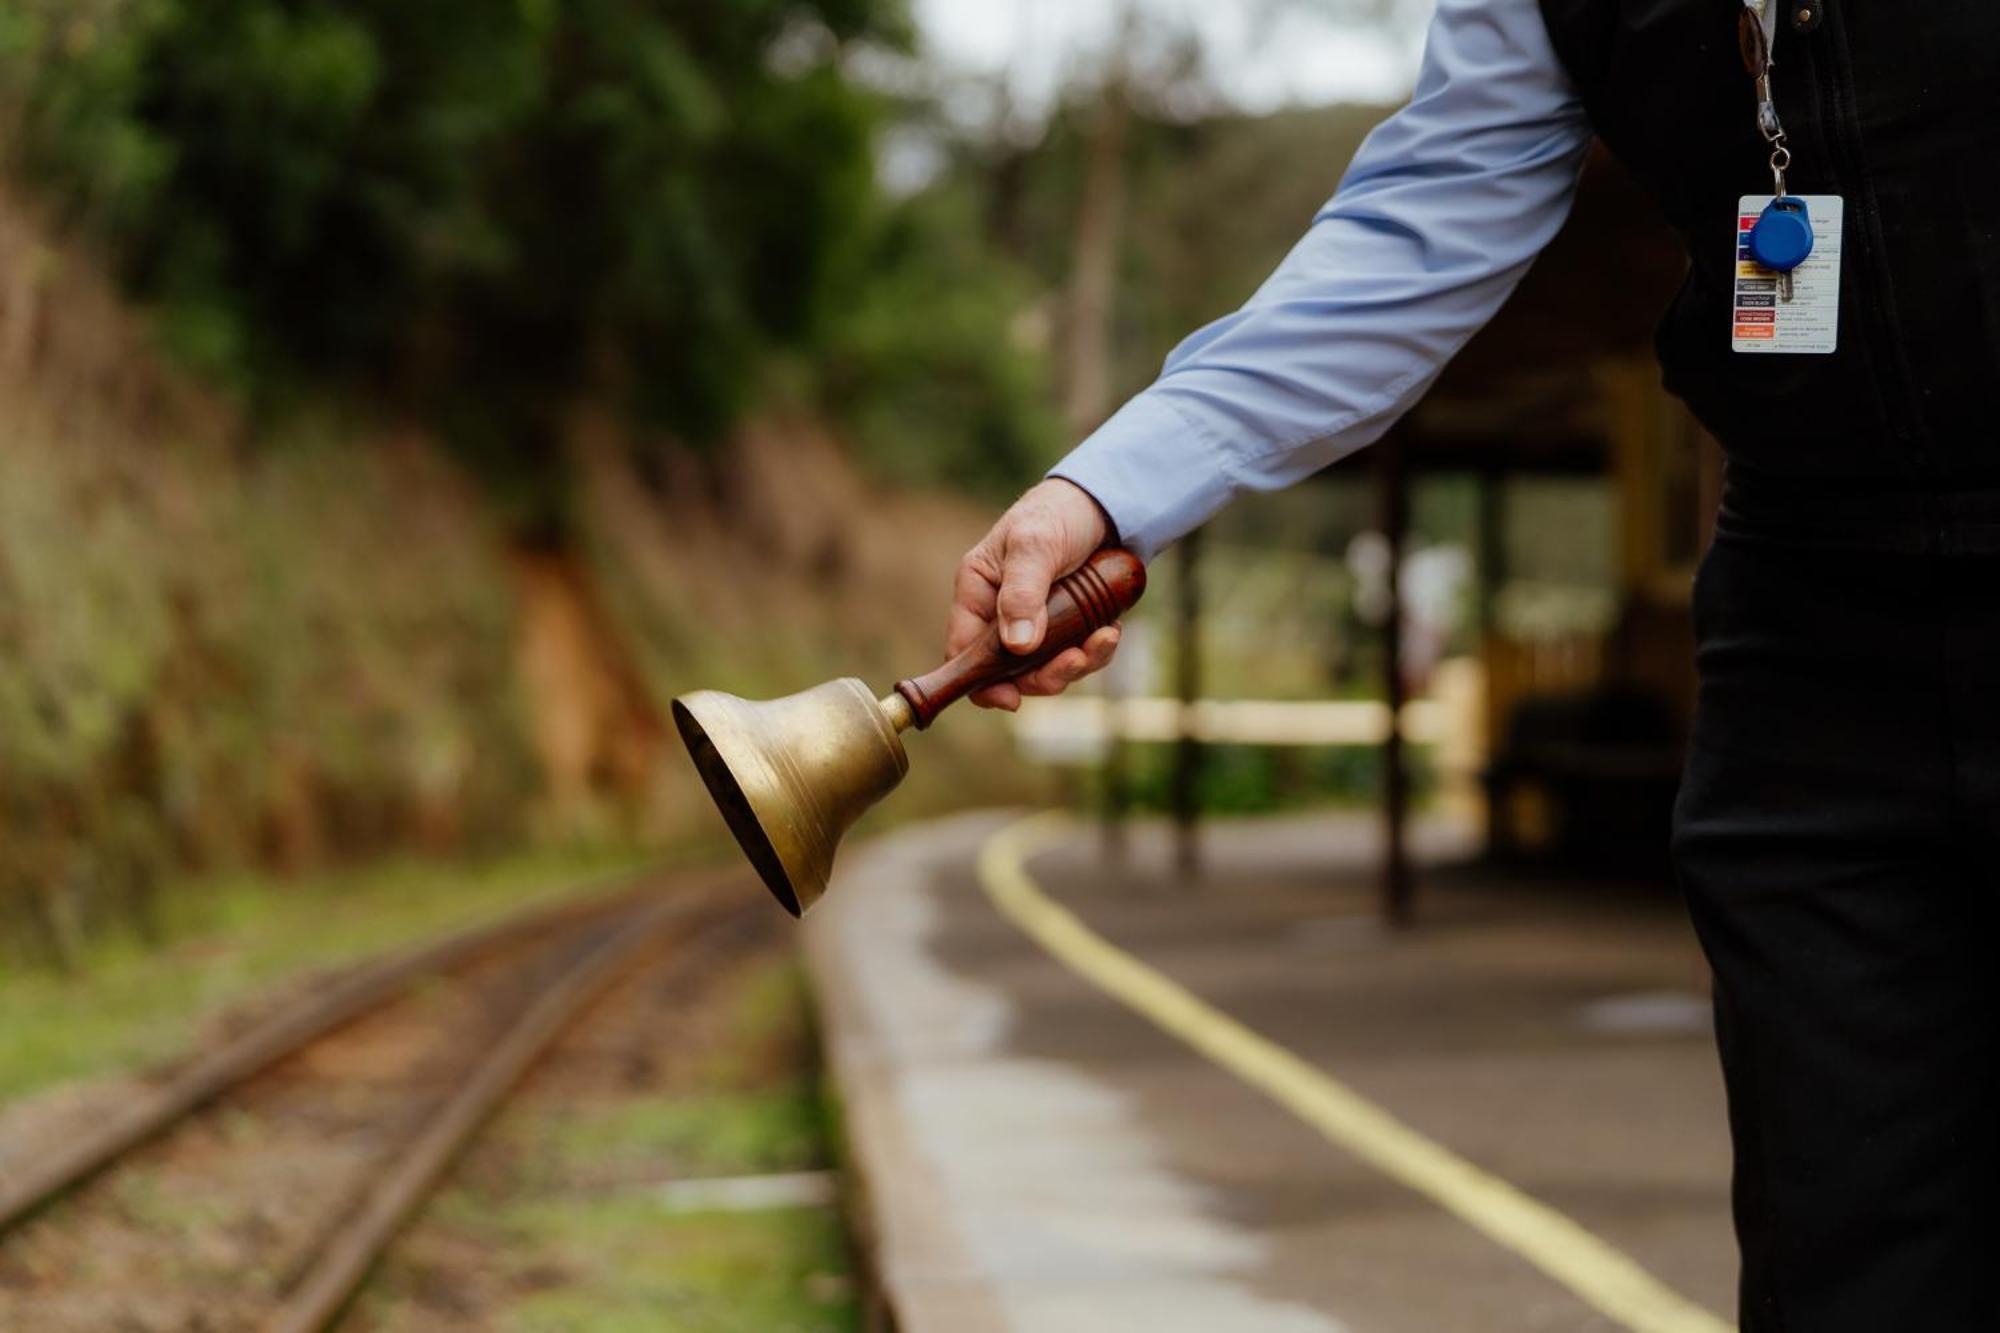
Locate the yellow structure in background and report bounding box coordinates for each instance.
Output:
[1475,353,1717,858]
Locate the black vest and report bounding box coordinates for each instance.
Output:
[1537,0,2000,551]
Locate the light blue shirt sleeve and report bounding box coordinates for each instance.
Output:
[1049,0,1595,560]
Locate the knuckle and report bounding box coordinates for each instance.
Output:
[1007,521,1056,556]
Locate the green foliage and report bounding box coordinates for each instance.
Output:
[3,0,911,510]
[1112,742,1435,816]
[821,181,1060,499]
[816,182,1064,498]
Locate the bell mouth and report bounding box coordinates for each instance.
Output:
[672,698,803,917]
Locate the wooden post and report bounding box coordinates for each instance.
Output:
[1476,470,1512,861]
[1061,22,1133,440]
[1101,677,1130,871]
[1476,470,1504,644]
[1172,527,1205,878]
[1378,437,1414,926]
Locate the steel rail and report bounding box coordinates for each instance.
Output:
[0,864,713,1233]
[263,896,708,1333]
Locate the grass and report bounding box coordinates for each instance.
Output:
[537,1089,828,1185]
[366,957,859,1332]
[0,844,655,1102]
[498,1201,854,1333]
[1,849,858,1330]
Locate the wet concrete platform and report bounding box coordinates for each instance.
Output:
[806,811,1736,1333]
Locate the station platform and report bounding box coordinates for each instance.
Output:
[805,810,1738,1333]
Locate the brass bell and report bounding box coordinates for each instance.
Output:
[673,548,1146,916]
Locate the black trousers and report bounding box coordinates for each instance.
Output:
[1673,521,2000,1330]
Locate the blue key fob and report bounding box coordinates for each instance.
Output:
[1748,195,1814,272]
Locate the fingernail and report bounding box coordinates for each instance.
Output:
[1006,619,1034,648]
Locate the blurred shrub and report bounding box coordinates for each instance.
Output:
[0,0,918,514]
[0,0,1067,963]
[820,182,1059,500]
[1110,743,1435,816]
[0,414,540,966]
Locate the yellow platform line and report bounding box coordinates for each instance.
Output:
[978,812,1733,1333]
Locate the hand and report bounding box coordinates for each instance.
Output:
[948,478,1125,712]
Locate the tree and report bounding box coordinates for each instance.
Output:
[3,0,911,522]
[1002,0,1423,435]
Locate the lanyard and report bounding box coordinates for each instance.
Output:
[1739,0,1793,196]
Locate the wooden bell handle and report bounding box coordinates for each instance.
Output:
[895,547,1147,731]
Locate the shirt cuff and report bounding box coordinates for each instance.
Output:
[1046,392,1239,562]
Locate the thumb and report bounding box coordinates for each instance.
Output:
[996,529,1061,654]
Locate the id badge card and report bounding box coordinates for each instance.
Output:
[1732,194,1842,354]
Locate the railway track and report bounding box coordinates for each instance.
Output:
[0,865,762,1332]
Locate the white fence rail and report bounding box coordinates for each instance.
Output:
[1012,696,1445,765]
